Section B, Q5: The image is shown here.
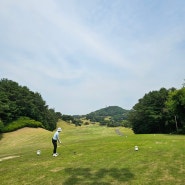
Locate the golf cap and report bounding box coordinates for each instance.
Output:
[57,127,62,132]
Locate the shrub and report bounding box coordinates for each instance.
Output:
[84,122,89,125]
[121,120,132,128]
[0,120,4,133]
[177,126,185,134]
[3,117,44,132]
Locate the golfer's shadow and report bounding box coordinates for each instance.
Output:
[63,167,134,185]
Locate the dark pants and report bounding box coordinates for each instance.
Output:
[52,138,57,154]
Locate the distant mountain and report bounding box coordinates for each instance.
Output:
[85,106,130,126]
[87,106,129,117]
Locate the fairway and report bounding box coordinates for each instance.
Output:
[0,121,185,185]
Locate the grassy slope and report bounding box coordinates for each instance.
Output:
[0,120,185,185]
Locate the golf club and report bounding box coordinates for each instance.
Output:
[61,143,76,155]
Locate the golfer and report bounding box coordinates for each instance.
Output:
[52,127,62,157]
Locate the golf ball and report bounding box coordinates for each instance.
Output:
[37,150,41,155]
[135,146,138,151]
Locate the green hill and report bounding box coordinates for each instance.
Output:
[85,106,130,127]
[87,106,129,117]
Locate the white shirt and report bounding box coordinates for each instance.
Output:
[53,131,61,142]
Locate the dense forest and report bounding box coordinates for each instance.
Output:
[0,79,62,132]
[128,87,185,134]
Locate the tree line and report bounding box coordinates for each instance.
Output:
[1,78,184,134]
[128,87,185,134]
[0,79,62,132]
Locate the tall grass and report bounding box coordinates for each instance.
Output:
[0,121,185,185]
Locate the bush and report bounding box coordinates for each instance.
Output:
[121,120,132,128]
[3,117,44,132]
[84,122,89,125]
[177,126,185,134]
[0,120,4,133]
[107,122,120,127]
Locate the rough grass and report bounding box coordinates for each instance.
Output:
[0,120,185,185]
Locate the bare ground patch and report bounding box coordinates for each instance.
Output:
[50,167,64,172]
[0,155,20,162]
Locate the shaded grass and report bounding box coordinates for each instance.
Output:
[0,121,185,185]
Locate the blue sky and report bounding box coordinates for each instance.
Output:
[1,0,185,115]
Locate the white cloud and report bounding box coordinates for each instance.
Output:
[1,0,185,114]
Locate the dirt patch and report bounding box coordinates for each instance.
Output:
[0,155,20,162]
[50,167,64,172]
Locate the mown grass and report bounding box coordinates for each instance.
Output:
[0,120,185,185]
